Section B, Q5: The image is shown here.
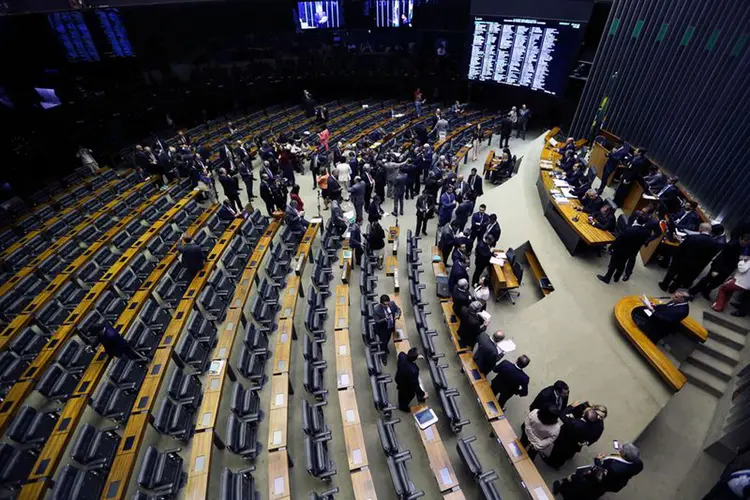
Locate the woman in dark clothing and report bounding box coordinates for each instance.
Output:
[368,196,383,223]
[554,464,607,500]
[545,403,606,469]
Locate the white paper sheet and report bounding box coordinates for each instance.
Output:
[273,477,285,495]
[497,339,516,353]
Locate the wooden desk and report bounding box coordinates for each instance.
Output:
[394,339,411,355]
[185,429,214,500]
[268,449,291,500]
[338,388,361,427]
[440,301,468,354]
[334,303,349,330]
[490,259,519,299]
[385,255,398,276]
[268,406,289,451]
[536,170,615,255]
[335,284,350,304]
[443,490,467,500]
[589,141,610,182]
[614,296,692,390]
[351,467,378,500]
[215,308,242,360]
[524,249,551,296]
[270,373,290,410]
[279,283,299,319]
[515,458,555,500]
[474,380,503,421]
[334,329,351,358]
[336,354,354,390]
[273,318,294,374]
[411,404,460,492]
[102,413,149,500]
[344,424,369,470]
[432,246,448,280]
[490,417,528,464]
[458,353,486,388]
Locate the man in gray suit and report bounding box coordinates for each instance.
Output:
[473,330,506,375]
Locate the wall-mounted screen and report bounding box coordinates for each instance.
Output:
[375,0,414,27]
[96,9,135,58]
[297,1,343,29]
[48,11,100,62]
[467,17,584,96]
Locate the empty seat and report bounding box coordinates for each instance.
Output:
[57,281,88,311]
[175,335,213,373]
[186,310,217,344]
[35,300,69,333]
[107,355,146,388]
[57,339,94,373]
[50,465,106,500]
[309,487,340,500]
[303,335,325,362]
[370,374,394,414]
[250,296,277,328]
[167,369,202,409]
[77,261,103,285]
[7,406,59,448]
[220,466,260,500]
[9,328,47,360]
[377,417,402,456]
[303,359,327,398]
[230,383,262,422]
[130,253,155,279]
[125,220,146,238]
[37,364,79,401]
[386,451,424,500]
[302,399,329,437]
[77,225,101,245]
[124,321,159,358]
[238,347,267,385]
[136,446,185,498]
[146,236,167,258]
[225,414,261,460]
[438,388,470,432]
[95,290,126,322]
[243,323,269,353]
[70,424,120,470]
[197,286,227,322]
[304,433,336,481]
[139,299,172,334]
[111,230,135,250]
[0,351,29,391]
[208,269,235,300]
[113,268,141,297]
[94,248,119,269]
[0,442,37,488]
[39,254,70,277]
[152,399,195,442]
[76,309,106,345]
[89,382,135,422]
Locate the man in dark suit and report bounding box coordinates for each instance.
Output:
[643,165,666,193]
[530,380,569,413]
[673,200,702,231]
[260,174,276,216]
[690,233,750,299]
[373,294,402,365]
[655,176,681,214]
[218,200,242,221]
[589,204,616,232]
[546,403,605,469]
[597,217,653,283]
[177,234,206,282]
[473,330,506,375]
[218,168,242,212]
[576,189,605,214]
[597,443,643,493]
[467,167,483,198]
[448,252,469,294]
[636,290,691,343]
[597,142,629,195]
[490,355,530,408]
[453,198,474,232]
[395,347,428,412]
[613,148,649,207]
[660,223,723,292]
[483,214,501,246]
[469,205,489,245]
[284,200,308,233]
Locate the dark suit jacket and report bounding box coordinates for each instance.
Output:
[530,385,568,413]
[473,332,504,374]
[490,360,529,398]
[592,211,616,231]
[597,456,644,492]
[395,352,425,399]
[178,243,206,274]
[448,260,469,294]
[467,173,483,196]
[612,225,651,256]
[674,210,701,231]
[373,301,401,335]
[673,234,722,270]
[219,175,240,197]
[218,204,238,221]
[581,196,604,214]
[649,302,689,336]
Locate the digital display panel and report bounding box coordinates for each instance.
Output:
[297,1,343,30]
[375,0,414,27]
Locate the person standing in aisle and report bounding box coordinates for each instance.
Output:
[517,104,530,140]
[395,347,428,412]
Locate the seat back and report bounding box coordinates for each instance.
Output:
[456,436,482,476]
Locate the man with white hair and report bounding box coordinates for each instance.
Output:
[596,443,643,493]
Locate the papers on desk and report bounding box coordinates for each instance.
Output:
[490,256,506,266]
[497,339,516,353]
[549,138,559,147]
[643,194,658,200]
[540,160,554,170]
[494,251,507,260]
[553,179,570,188]
[478,310,491,325]
[533,487,550,500]
[560,188,577,199]
[393,113,405,118]
[552,193,570,204]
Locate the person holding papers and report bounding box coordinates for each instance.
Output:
[473,330,506,374]
[634,290,691,343]
[457,301,486,348]
[395,347,428,412]
[596,443,644,493]
[576,190,605,214]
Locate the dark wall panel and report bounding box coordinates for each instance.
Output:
[570,0,750,230]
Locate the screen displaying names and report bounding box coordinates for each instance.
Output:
[468,17,584,96]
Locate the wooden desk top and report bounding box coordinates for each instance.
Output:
[385,255,398,276]
[440,301,468,354]
[443,490,467,500]
[268,449,291,500]
[539,171,616,245]
[185,429,214,500]
[336,354,354,390]
[491,260,519,290]
[102,413,149,500]
[351,467,378,500]
[613,296,690,390]
[344,424,369,470]
[458,352,486,388]
[338,388,361,427]
[270,373,290,410]
[474,379,503,421]
[491,417,528,464]
[268,406,289,451]
[334,303,350,330]
[334,329,351,357]
[215,308,242,360]
[394,339,411,355]
[515,458,555,499]
[335,284,350,303]
[411,404,460,492]
[273,318,294,375]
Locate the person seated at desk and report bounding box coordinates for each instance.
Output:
[565,162,586,188]
[588,204,616,232]
[557,150,577,173]
[457,300,486,348]
[673,200,701,232]
[644,164,666,193]
[452,278,471,316]
[576,190,605,214]
[284,200,308,233]
[655,176,681,214]
[473,330,505,375]
[557,137,576,155]
[659,223,723,293]
[632,290,690,343]
[491,151,513,185]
